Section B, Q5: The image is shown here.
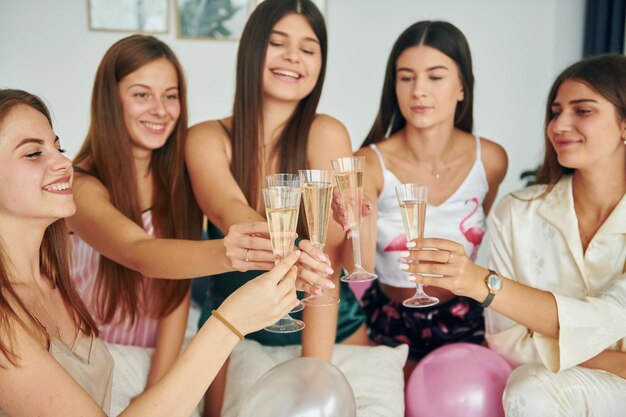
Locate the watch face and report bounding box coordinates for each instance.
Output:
[488,274,503,292]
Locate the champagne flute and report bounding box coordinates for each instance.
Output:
[395,183,439,307]
[266,174,305,313]
[299,169,340,306]
[262,186,305,333]
[331,157,378,282]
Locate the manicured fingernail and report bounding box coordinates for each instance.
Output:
[295,250,302,256]
[399,251,410,258]
[343,224,350,230]
[399,263,409,270]
[406,241,416,248]
[408,275,416,282]
[325,267,334,274]
[318,254,328,262]
[325,281,336,289]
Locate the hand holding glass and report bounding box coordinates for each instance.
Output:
[331,157,377,282]
[262,185,305,333]
[266,174,305,314]
[299,169,340,306]
[396,183,439,307]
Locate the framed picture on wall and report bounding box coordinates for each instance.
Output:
[176,0,327,40]
[88,0,169,33]
[177,0,250,40]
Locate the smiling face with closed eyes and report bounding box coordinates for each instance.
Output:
[262,13,322,104]
[0,104,75,223]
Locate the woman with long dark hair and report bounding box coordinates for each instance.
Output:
[186,1,369,414]
[334,20,507,379]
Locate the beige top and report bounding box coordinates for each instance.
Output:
[485,175,626,372]
[0,332,113,416]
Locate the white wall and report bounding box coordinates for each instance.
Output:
[0,0,584,200]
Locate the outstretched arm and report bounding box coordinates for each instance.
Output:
[67,173,234,279]
[403,235,626,374]
[0,253,301,417]
[404,237,560,338]
[185,120,334,292]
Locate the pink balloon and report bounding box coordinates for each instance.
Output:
[348,280,372,301]
[406,343,513,417]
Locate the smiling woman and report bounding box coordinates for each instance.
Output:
[68,36,202,376]
[62,34,327,413]
[117,58,181,155]
[185,1,370,415]
[0,89,302,417]
[0,101,75,233]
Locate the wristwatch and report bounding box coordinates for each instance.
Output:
[480,269,502,308]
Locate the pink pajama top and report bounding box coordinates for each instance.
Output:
[71,210,158,347]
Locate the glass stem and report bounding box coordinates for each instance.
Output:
[351,227,363,270]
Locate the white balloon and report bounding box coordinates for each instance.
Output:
[238,357,356,417]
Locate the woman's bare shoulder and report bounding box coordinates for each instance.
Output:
[188,118,232,143]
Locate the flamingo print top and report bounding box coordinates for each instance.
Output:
[370,135,489,288]
[70,210,159,347]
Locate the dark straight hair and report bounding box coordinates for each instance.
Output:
[0,89,99,366]
[230,0,327,209]
[536,54,626,187]
[362,20,474,147]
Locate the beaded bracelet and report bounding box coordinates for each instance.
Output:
[211,310,244,340]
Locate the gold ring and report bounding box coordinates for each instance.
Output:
[447,252,453,263]
[245,249,250,262]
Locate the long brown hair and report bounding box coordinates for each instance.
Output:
[535,54,626,187]
[0,89,98,365]
[362,20,474,147]
[74,35,202,324]
[230,0,327,209]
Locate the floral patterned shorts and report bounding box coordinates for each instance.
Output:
[361,280,485,361]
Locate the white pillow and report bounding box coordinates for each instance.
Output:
[105,343,202,417]
[222,340,408,417]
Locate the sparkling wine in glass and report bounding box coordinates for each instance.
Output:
[262,186,305,333]
[396,183,439,307]
[266,173,305,313]
[331,157,377,283]
[299,169,339,306]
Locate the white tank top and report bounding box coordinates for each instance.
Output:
[371,136,489,288]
